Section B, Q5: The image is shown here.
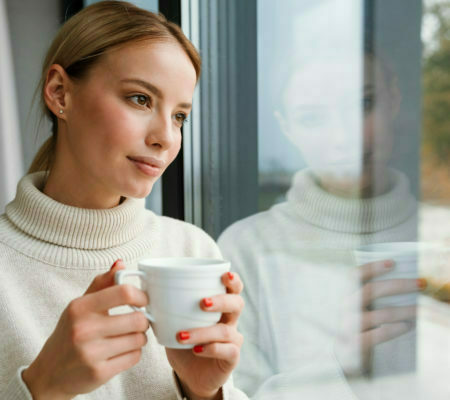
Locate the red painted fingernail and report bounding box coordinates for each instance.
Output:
[203,298,213,307]
[227,272,234,280]
[193,345,204,353]
[384,260,394,268]
[417,278,427,289]
[179,331,190,341]
[110,259,122,270]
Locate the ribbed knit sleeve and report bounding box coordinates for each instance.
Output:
[173,371,248,400]
[222,377,250,399]
[1,367,32,400]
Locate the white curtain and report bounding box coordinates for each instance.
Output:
[0,0,23,213]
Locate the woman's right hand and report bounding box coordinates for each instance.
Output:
[335,260,426,375]
[22,260,150,400]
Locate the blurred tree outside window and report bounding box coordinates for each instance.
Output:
[422,1,450,204]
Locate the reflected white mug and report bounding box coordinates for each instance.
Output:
[115,257,230,349]
[353,242,435,309]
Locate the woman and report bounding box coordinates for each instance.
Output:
[0,2,246,399]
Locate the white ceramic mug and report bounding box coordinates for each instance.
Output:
[353,242,422,377]
[354,242,447,377]
[115,257,230,349]
[353,242,426,309]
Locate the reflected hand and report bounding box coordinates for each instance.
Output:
[166,272,244,400]
[335,260,425,375]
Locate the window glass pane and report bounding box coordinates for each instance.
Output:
[258,0,364,211]
[84,0,158,12]
[212,0,450,398]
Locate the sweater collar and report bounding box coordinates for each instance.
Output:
[5,172,147,250]
[286,168,417,234]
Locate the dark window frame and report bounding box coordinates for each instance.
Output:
[159,0,185,220]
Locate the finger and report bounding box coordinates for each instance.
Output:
[200,294,244,314]
[221,271,244,294]
[200,294,244,325]
[361,321,414,348]
[362,278,426,308]
[177,323,243,347]
[96,312,150,338]
[79,332,147,364]
[191,342,240,366]
[361,305,417,331]
[103,348,143,379]
[358,260,395,282]
[67,311,150,344]
[81,284,149,313]
[101,332,148,360]
[84,259,126,295]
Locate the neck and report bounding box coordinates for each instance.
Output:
[43,171,122,209]
[315,167,392,199]
[286,168,417,235]
[43,145,124,209]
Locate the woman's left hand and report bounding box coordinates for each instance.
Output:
[166,271,244,400]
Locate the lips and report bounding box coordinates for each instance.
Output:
[127,156,164,168]
[127,156,163,177]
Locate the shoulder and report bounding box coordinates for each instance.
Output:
[218,205,289,251]
[146,212,222,259]
[150,211,213,239]
[0,215,27,273]
[0,213,17,251]
[217,210,278,275]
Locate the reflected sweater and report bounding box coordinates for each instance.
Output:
[0,172,247,400]
[218,169,419,399]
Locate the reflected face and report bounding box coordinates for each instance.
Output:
[62,40,196,200]
[280,56,398,195]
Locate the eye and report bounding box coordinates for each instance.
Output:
[174,112,188,127]
[295,111,325,128]
[363,95,376,115]
[129,94,151,107]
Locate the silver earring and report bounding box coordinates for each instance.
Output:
[59,109,64,114]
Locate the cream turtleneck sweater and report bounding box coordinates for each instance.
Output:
[218,168,420,399]
[0,172,247,400]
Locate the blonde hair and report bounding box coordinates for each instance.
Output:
[28,1,201,174]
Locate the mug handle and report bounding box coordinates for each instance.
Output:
[114,270,156,323]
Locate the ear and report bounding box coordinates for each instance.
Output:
[274,110,289,137]
[43,64,72,120]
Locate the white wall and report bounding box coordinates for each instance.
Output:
[0,0,23,211]
[6,0,61,171]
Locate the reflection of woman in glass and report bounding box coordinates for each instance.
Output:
[0,3,247,399]
[277,51,401,201]
[219,41,422,399]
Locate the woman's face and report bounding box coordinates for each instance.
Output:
[52,40,196,206]
[279,56,399,196]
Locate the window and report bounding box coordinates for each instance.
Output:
[186,0,450,398]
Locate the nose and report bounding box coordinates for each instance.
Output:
[332,108,362,152]
[145,111,178,150]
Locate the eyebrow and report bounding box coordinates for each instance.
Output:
[120,78,192,109]
[294,105,327,110]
